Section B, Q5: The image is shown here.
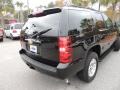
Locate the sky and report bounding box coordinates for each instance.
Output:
[13,0,56,10]
[13,0,119,12]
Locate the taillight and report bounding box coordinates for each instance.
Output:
[59,36,72,64]
[13,30,17,33]
[0,30,3,35]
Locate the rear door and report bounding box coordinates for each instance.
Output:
[14,24,24,36]
[22,11,62,66]
[67,10,95,61]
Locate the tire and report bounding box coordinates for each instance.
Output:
[1,38,3,42]
[77,52,98,82]
[114,37,120,51]
[10,34,14,40]
[0,37,3,42]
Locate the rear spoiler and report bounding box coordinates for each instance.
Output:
[28,8,61,18]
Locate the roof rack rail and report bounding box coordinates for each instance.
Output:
[28,8,61,18]
[68,5,100,12]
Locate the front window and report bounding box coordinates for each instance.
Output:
[15,24,24,29]
[102,13,113,29]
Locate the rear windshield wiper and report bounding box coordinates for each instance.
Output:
[30,28,52,38]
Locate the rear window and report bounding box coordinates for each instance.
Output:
[15,24,24,29]
[23,13,61,36]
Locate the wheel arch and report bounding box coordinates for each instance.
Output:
[87,45,101,58]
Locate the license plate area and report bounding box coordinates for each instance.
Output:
[30,45,37,54]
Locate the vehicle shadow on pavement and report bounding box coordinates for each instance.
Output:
[23,50,120,90]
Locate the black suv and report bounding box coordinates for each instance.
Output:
[19,7,120,83]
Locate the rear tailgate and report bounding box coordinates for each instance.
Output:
[21,10,61,67]
[24,36,59,67]
[14,29,21,36]
[13,24,24,36]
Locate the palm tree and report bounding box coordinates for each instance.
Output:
[72,0,90,6]
[72,0,120,22]
[99,0,119,21]
[16,1,24,22]
[27,0,30,14]
[109,0,119,21]
[91,0,119,21]
[90,0,109,10]
[0,0,14,27]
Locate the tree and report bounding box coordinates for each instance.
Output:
[55,0,64,7]
[48,2,55,8]
[109,0,120,21]
[98,0,120,21]
[72,0,120,21]
[15,1,24,22]
[72,0,90,6]
[0,0,14,27]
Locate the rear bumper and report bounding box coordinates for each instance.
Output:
[19,49,84,79]
[12,33,20,38]
[13,35,20,38]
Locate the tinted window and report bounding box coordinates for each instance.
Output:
[11,26,13,29]
[68,10,94,35]
[93,12,105,30]
[23,13,60,36]
[15,24,24,29]
[102,13,113,29]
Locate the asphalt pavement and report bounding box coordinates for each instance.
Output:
[0,38,120,90]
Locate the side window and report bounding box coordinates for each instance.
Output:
[11,26,13,29]
[102,13,113,29]
[93,13,105,30]
[68,10,94,35]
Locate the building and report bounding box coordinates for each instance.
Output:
[0,17,17,27]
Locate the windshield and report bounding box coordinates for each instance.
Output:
[15,24,24,29]
[23,13,61,36]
